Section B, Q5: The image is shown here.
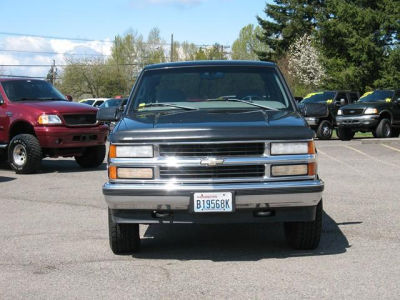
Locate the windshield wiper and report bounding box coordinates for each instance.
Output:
[136,103,198,111]
[205,98,278,111]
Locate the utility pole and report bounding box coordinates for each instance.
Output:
[51,59,56,85]
[170,34,174,62]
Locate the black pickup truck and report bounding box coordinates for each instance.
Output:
[98,61,325,254]
[336,90,400,140]
[300,91,359,139]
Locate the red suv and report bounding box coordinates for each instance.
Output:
[0,78,108,174]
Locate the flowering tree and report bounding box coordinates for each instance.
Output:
[288,34,325,87]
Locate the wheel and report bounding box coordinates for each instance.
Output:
[316,120,333,140]
[375,118,391,138]
[74,145,106,168]
[390,128,400,137]
[8,134,42,174]
[336,127,355,141]
[108,208,140,255]
[284,200,322,250]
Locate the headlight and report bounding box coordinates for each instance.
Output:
[109,145,153,158]
[364,108,378,115]
[38,114,62,125]
[337,109,343,116]
[270,141,315,155]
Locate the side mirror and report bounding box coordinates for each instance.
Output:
[65,95,73,102]
[97,107,121,122]
[298,102,329,118]
[339,98,346,106]
[0,97,4,105]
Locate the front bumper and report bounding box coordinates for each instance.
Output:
[103,179,324,210]
[336,114,379,128]
[35,125,108,148]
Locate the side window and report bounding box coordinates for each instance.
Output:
[348,92,359,103]
[394,90,400,101]
[336,92,347,105]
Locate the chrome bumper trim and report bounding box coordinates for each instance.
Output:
[103,180,324,210]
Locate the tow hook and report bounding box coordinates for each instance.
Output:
[254,209,275,217]
[152,211,173,219]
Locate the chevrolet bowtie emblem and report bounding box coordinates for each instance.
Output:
[200,158,224,167]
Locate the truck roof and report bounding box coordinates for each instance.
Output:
[0,77,45,82]
[144,60,276,70]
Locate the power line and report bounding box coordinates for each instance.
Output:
[0,31,231,48]
[0,49,110,57]
[0,31,114,43]
[0,63,145,67]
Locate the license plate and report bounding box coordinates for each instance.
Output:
[193,192,233,213]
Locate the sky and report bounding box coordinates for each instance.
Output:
[0,0,269,78]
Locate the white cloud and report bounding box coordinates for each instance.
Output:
[0,36,112,78]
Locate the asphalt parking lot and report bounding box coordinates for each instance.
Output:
[1,138,399,299]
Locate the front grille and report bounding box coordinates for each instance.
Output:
[342,109,364,116]
[159,143,265,157]
[159,165,265,179]
[63,114,97,126]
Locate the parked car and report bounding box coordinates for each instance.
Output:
[79,98,109,107]
[336,90,400,140]
[0,78,109,173]
[300,90,359,139]
[99,98,127,109]
[98,60,325,254]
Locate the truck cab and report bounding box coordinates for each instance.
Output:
[98,61,325,254]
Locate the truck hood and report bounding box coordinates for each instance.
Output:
[110,109,313,143]
[14,101,98,114]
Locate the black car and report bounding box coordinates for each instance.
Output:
[97,60,326,254]
[336,90,400,140]
[300,91,359,139]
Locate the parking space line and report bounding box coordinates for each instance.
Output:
[344,145,400,169]
[317,149,363,174]
[381,144,400,153]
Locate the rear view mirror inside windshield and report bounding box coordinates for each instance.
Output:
[200,72,225,79]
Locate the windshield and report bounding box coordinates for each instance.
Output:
[358,90,394,103]
[100,98,127,108]
[1,79,66,102]
[130,66,293,112]
[301,92,335,103]
[82,100,95,105]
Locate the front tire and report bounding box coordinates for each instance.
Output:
[337,127,355,141]
[108,208,140,255]
[316,120,333,140]
[74,145,106,168]
[8,134,42,174]
[284,200,322,250]
[375,118,391,138]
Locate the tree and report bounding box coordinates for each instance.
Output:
[178,41,198,61]
[231,24,270,60]
[144,28,166,65]
[316,0,400,91]
[58,58,126,99]
[257,0,325,61]
[374,47,400,89]
[288,34,325,88]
